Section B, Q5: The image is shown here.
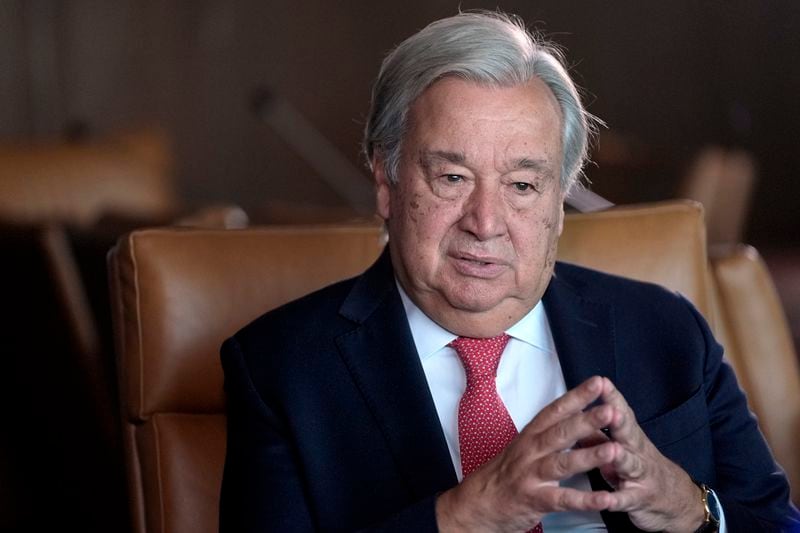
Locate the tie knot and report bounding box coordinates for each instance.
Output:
[449,334,511,378]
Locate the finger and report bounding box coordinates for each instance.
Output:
[524,376,605,434]
[577,429,610,449]
[535,485,614,513]
[604,487,644,513]
[610,445,646,480]
[599,378,642,446]
[536,403,616,454]
[598,462,622,488]
[537,441,619,481]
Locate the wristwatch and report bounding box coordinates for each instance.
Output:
[694,481,721,533]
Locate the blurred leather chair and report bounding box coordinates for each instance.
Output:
[108,225,385,533]
[0,128,177,227]
[52,204,252,444]
[710,245,800,504]
[175,204,249,229]
[679,146,756,248]
[108,200,716,533]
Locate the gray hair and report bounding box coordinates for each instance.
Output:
[363,11,598,194]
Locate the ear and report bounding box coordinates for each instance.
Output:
[373,155,392,221]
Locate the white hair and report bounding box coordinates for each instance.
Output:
[363,11,599,193]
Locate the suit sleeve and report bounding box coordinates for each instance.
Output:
[218,336,440,533]
[685,299,800,532]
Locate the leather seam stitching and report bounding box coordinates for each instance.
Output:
[152,416,166,533]
[130,233,145,420]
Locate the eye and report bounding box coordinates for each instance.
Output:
[430,173,469,199]
[512,182,534,192]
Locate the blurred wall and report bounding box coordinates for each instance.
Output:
[1,0,798,243]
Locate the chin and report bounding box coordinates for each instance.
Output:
[440,285,510,313]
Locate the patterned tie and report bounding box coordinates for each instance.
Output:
[449,334,544,533]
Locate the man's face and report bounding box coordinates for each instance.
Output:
[374,77,565,336]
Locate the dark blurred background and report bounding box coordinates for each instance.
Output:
[1,0,797,241]
[1,1,798,531]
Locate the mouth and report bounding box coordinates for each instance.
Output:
[461,257,492,266]
[456,251,503,264]
[450,252,508,278]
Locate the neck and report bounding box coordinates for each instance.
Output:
[409,293,536,338]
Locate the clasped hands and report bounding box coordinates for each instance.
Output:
[436,376,705,532]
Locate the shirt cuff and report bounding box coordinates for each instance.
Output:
[718,500,727,533]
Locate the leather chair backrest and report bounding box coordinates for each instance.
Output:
[108,201,712,533]
[108,224,385,533]
[558,200,712,319]
[710,245,800,504]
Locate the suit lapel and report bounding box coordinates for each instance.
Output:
[543,266,638,532]
[335,250,458,500]
[542,268,617,389]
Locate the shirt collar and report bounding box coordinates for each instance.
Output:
[396,280,556,360]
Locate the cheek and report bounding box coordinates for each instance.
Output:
[397,190,453,240]
[389,181,424,222]
[406,192,423,224]
[512,204,562,266]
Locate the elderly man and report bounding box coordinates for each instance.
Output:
[220,11,798,532]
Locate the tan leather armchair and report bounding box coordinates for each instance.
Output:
[108,225,385,533]
[107,200,794,532]
[710,245,800,504]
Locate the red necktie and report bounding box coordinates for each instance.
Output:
[449,334,544,533]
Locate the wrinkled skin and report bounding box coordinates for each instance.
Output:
[375,77,565,338]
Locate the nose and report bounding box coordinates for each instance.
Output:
[458,182,507,241]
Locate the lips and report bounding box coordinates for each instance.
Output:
[455,251,505,264]
[449,251,508,278]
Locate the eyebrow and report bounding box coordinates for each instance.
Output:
[419,150,554,178]
[511,157,550,172]
[418,150,466,169]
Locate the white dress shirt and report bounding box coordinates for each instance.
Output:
[398,283,606,531]
[397,282,727,532]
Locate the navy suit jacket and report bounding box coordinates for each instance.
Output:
[220,250,799,532]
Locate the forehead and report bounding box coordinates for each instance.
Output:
[405,77,563,167]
